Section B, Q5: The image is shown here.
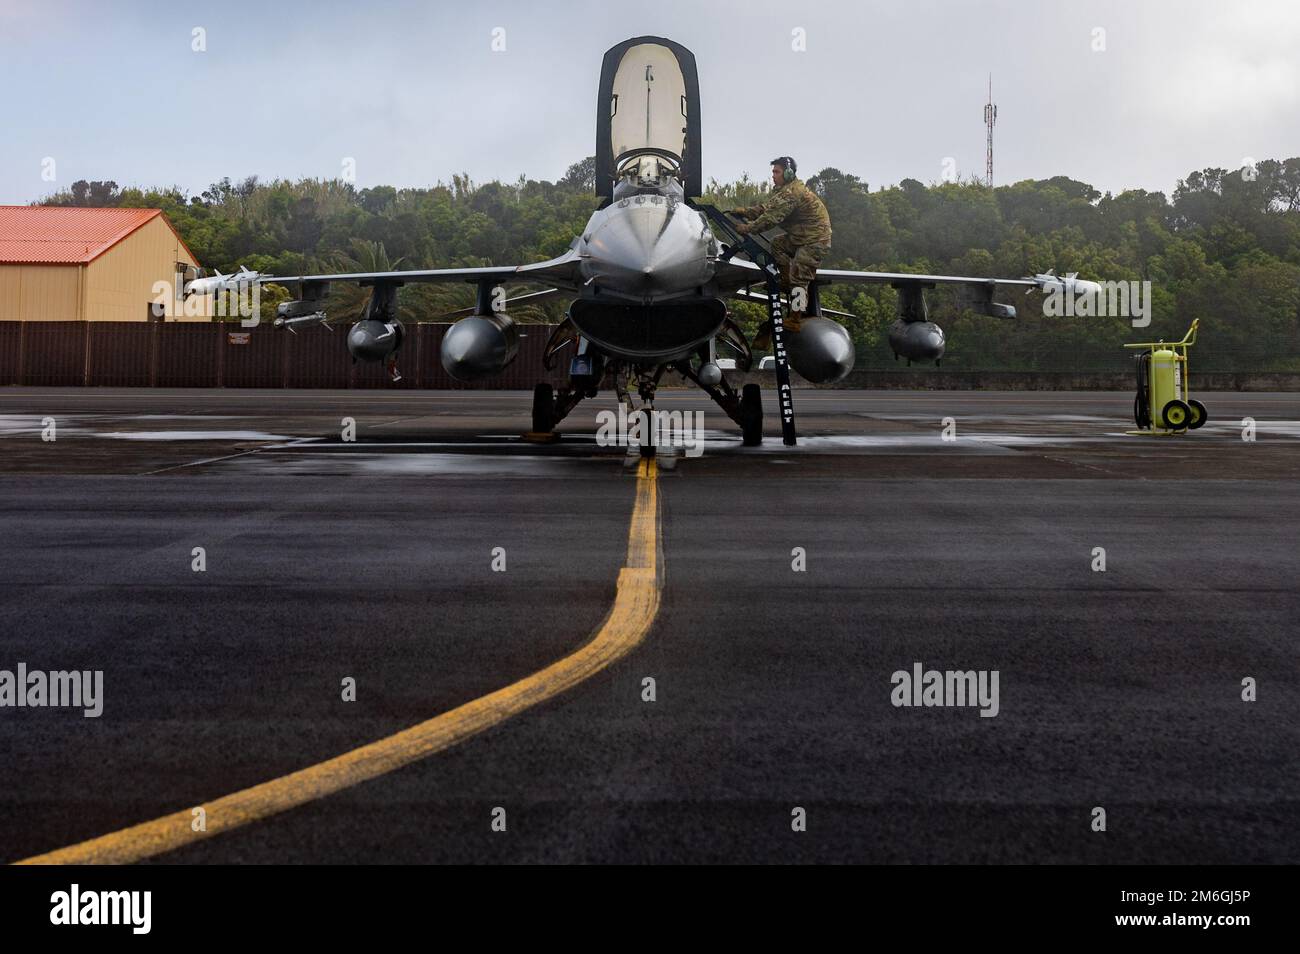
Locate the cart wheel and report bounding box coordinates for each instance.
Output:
[1187,399,1208,430]
[531,383,554,433]
[1161,399,1190,430]
[740,383,763,446]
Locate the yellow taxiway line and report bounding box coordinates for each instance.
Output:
[16,458,661,865]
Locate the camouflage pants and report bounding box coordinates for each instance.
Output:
[770,236,830,309]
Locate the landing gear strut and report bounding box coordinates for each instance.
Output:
[674,358,759,444]
[529,382,589,435]
[528,325,604,438]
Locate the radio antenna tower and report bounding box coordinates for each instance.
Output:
[983,74,997,188]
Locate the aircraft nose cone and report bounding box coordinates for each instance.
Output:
[593,207,658,273]
[581,201,711,293]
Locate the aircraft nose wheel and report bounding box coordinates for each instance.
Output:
[740,383,763,446]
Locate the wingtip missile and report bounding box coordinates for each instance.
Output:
[184,266,276,298]
[1028,271,1103,297]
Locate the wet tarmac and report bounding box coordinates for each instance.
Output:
[0,387,1296,863]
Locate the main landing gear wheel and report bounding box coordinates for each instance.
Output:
[740,383,763,446]
[1187,399,1208,430]
[532,383,554,433]
[1162,399,1190,430]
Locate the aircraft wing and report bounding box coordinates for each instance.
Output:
[717,256,1043,291]
[256,248,584,293]
[715,255,1094,321]
[811,267,1040,290]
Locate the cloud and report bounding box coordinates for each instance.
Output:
[2,0,1298,203]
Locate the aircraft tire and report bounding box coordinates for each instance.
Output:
[740,383,763,446]
[532,383,554,433]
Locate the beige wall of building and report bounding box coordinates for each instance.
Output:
[85,215,199,322]
[0,264,82,321]
[0,215,200,322]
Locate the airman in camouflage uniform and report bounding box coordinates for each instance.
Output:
[730,156,832,349]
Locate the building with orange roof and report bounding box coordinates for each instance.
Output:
[0,206,201,322]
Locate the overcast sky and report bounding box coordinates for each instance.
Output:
[2,0,1297,204]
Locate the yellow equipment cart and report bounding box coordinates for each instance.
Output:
[1126,319,1207,434]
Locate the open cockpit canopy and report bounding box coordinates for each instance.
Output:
[596,37,702,202]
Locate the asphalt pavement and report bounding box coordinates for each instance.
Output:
[0,387,1295,863]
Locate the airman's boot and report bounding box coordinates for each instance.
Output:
[754,311,805,352]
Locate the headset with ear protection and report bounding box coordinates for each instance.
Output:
[771,156,797,184]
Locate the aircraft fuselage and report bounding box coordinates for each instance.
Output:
[569,177,729,361]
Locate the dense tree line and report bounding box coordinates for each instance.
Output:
[42,156,1300,370]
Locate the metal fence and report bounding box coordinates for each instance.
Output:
[852,345,1300,374]
[3,320,1297,390]
[0,321,569,390]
